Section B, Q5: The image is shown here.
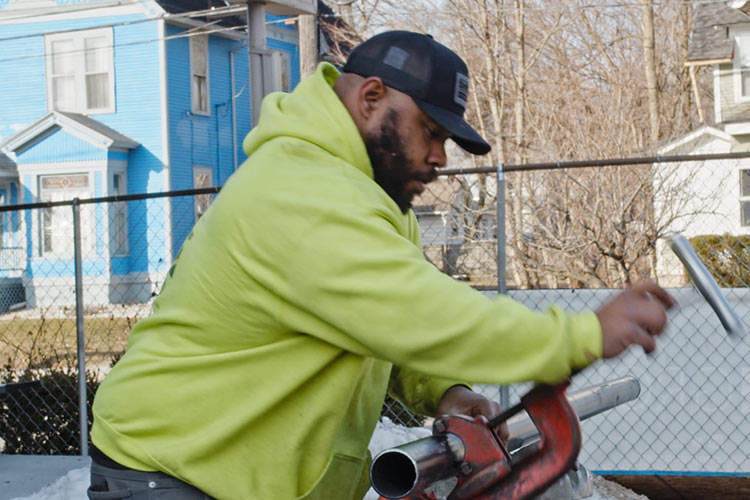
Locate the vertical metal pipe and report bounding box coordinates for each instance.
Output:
[496,164,509,408]
[248,1,267,126]
[496,164,506,295]
[72,199,88,456]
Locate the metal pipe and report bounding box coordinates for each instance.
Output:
[496,163,509,409]
[370,432,465,499]
[72,199,88,456]
[506,376,640,451]
[248,1,267,126]
[229,41,247,173]
[370,377,640,498]
[669,232,745,338]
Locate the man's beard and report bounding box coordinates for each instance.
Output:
[364,108,417,213]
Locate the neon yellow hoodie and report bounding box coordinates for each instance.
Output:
[90,62,602,500]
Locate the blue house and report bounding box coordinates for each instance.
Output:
[0,0,312,307]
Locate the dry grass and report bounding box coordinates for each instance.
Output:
[0,316,137,374]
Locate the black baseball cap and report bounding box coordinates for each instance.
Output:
[343,30,491,156]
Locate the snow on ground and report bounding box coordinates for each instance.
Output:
[9,417,648,500]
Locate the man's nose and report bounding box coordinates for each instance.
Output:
[429,140,447,168]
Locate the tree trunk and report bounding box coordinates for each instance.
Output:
[641,0,659,147]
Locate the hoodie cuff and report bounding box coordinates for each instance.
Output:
[568,311,603,370]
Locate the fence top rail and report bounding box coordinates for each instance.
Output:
[2,151,749,211]
[0,186,222,212]
[438,151,750,176]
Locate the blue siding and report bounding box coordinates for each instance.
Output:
[0,29,48,144]
[0,12,171,277]
[30,258,107,278]
[16,129,106,163]
[0,14,145,144]
[0,6,295,284]
[107,151,128,161]
[166,25,256,255]
[111,256,129,275]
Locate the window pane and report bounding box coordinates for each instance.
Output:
[51,40,74,75]
[191,35,207,75]
[743,201,750,227]
[42,207,53,253]
[743,70,750,97]
[40,175,93,255]
[192,75,208,113]
[85,36,108,72]
[742,170,750,197]
[52,76,76,111]
[86,73,110,109]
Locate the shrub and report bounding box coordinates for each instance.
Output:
[688,234,750,287]
[0,366,99,455]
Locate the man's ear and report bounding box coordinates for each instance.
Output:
[358,77,387,120]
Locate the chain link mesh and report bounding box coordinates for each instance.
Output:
[0,158,748,474]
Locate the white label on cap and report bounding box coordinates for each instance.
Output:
[454,73,469,108]
[383,46,409,70]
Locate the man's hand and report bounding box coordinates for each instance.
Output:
[436,385,509,443]
[596,281,677,358]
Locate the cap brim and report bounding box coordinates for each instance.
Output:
[414,99,491,156]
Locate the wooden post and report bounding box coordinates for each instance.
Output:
[299,13,318,79]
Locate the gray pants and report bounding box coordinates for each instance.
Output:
[88,461,215,500]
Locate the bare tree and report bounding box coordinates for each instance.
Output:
[321,1,715,288]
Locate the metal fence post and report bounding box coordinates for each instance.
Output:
[73,198,88,456]
[496,164,510,408]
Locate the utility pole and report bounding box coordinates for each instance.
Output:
[247,1,267,127]
[236,0,316,124]
[299,11,318,79]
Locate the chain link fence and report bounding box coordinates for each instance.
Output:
[1,153,749,473]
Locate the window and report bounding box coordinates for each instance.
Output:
[741,169,750,227]
[45,28,114,114]
[191,34,210,115]
[112,173,128,255]
[266,50,292,93]
[39,174,92,255]
[194,166,213,220]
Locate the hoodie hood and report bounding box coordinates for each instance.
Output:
[242,62,373,180]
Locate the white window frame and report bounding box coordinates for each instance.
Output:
[190,34,210,116]
[193,166,214,221]
[741,169,750,227]
[45,27,115,114]
[266,50,292,93]
[38,173,94,257]
[111,172,129,256]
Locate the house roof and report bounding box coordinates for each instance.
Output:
[1,111,139,155]
[687,2,750,64]
[657,124,737,155]
[156,0,247,28]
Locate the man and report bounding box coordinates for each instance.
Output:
[88,31,674,500]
